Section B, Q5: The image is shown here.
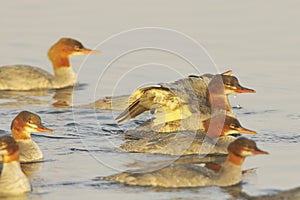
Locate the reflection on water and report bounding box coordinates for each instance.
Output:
[0,84,88,108]
[0,90,49,107]
[239,186,300,200]
[0,193,29,200]
[52,87,74,108]
[21,162,43,178]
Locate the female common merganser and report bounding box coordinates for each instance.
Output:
[115,71,255,124]
[0,136,31,195]
[121,114,256,155]
[11,111,53,163]
[0,38,100,90]
[104,137,268,187]
[125,111,253,138]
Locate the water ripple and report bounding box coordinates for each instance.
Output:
[251,131,300,143]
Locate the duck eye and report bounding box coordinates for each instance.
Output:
[28,120,34,124]
[0,143,7,149]
[244,147,251,152]
[74,45,80,51]
[224,82,230,87]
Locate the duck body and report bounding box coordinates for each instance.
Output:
[115,75,210,124]
[134,115,205,133]
[15,139,43,163]
[124,110,256,141]
[134,109,233,133]
[105,161,242,187]
[0,65,76,90]
[121,131,236,155]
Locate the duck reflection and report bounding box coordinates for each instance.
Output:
[0,86,76,108]
[21,162,43,178]
[52,87,74,108]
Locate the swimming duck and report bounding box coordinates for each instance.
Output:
[121,113,256,155]
[115,71,255,125]
[125,110,251,137]
[0,135,31,195]
[0,38,100,90]
[11,111,53,162]
[104,137,268,187]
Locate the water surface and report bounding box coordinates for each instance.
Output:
[0,1,300,199]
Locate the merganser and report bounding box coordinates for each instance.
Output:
[83,95,130,110]
[0,38,100,90]
[121,114,256,155]
[125,111,253,138]
[0,136,31,195]
[90,71,231,111]
[115,71,255,124]
[202,70,256,95]
[104,137,268,187]
[11,111,53,163]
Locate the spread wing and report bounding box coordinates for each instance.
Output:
[115,76,211,124]
[115,85,192,124]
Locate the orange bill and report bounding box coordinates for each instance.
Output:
[234,85,256,93]
[80,48,101,54]
[36,124,54,133]
[236,127,257,134]
[252,147,269,155]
